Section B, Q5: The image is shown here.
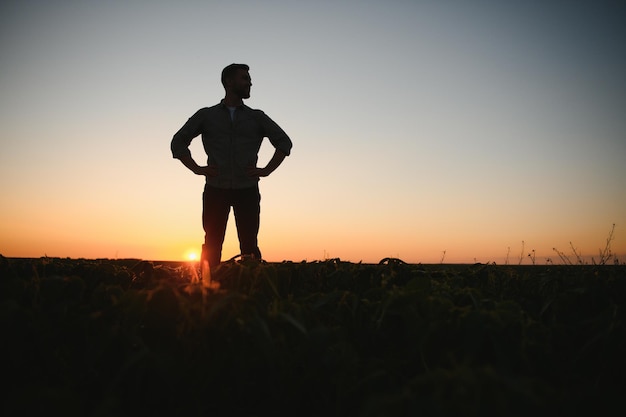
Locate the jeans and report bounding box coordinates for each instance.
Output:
[201,184,261,267]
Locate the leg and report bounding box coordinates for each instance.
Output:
[202,185,231,268]
[232,185,262,260]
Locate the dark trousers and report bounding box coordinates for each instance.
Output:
[201,184,261,267]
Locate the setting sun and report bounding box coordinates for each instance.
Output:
[186,251,199,262]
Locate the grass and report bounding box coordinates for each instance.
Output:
[1,251,625,417]
[499,224,621,266]
[550,223,619,266]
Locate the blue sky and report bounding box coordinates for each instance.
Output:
[1,0,624,263]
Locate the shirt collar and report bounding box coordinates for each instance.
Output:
[219,99,249,109]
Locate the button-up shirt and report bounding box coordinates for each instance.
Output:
[171,102,293,189]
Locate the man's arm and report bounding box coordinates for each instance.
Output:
[255,110,293,157]
[177,154,218,177]
[171,108,218,177]
[247,149,287,178]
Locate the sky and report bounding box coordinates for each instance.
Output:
[1,0,625,264]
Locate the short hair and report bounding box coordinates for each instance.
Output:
[221,63,249,87]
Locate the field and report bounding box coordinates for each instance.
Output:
[1,255,625,417]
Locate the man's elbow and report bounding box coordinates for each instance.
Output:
[279,143,292,157]
[171,143,190,160]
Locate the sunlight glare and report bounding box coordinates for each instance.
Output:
[186,251,199,262]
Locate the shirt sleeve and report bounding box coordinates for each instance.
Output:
[256,110,293,156]
[170,108,206,159]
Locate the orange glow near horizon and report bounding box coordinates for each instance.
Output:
[1,231,626,265]
[1,204,625,264]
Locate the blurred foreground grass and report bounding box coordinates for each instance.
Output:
[1,256,625,417]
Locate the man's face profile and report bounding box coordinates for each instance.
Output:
[227,69,252,99]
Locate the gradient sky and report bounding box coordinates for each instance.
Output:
[1,0,625,264]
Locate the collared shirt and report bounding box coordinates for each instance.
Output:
[171,102,293,189]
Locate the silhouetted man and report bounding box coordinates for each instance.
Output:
[171,63,292,269]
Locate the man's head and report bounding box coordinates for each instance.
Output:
[221,63,251,99]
